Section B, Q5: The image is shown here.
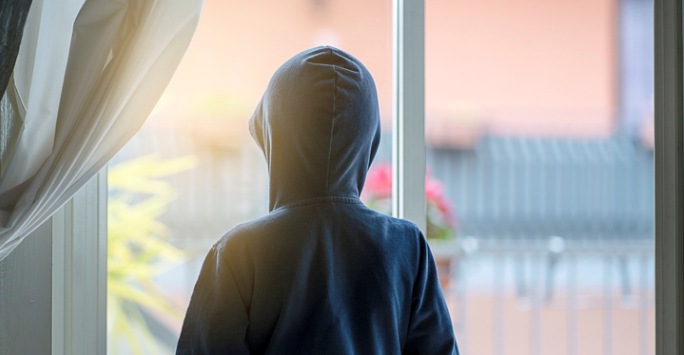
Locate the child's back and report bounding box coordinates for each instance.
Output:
[176,46,458,355]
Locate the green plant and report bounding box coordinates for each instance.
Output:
[108,155,197,355]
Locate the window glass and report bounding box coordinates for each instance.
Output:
[425,0,655,354]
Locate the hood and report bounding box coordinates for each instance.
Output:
[249,46,382,212]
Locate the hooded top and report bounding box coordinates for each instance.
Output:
[176,47,458,355]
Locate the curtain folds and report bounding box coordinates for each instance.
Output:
[0,0,203,260]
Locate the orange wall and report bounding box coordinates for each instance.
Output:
[158,0,616,137]
[160,0,392,123]
[426,0,617,136]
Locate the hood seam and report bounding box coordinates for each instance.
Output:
[272,196,363,212]
[325,47,337,195]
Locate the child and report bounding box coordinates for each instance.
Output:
[176,46,458,355]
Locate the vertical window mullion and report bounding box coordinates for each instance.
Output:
[392,0,426,234]
[52,169,107,355]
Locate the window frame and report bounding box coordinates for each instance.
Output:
[392,0,427,233]
[654,0,684,354]
[52,169,107,355]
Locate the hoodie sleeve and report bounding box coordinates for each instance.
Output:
[403,235,459,355]
[176,245,250,355]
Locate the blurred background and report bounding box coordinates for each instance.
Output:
[107,0,655,354]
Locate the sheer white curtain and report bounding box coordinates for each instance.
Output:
[0,0,203,260]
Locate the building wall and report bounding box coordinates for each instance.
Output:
[158,0,616,138]
[425,0,617,137]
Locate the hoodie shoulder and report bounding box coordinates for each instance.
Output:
[364,206,424,237]
[213,209,293,254]
[214,205,425,261]
[355,206,428,253]
[388,215,422,235]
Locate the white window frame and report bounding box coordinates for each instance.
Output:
[392,0,426,234]
[654,0,684,354]
[52,169,107,355]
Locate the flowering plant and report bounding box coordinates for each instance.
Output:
[361,162,458,240]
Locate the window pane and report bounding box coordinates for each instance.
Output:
[425,0,654,354]
[107,1,392,353]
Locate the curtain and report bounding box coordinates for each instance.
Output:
[0,0,204,260]
[0,0,33,97]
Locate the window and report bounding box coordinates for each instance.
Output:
[101,0,683,354]
[424,0,656,354]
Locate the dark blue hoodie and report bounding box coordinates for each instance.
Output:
[176,46,458,355]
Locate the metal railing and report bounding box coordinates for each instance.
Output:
[433,238,655,355]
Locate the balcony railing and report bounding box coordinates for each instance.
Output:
[432,238,654,355]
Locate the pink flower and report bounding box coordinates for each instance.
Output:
[363,163,459,238]
[363,162,392,198]
[425,179,444,201]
